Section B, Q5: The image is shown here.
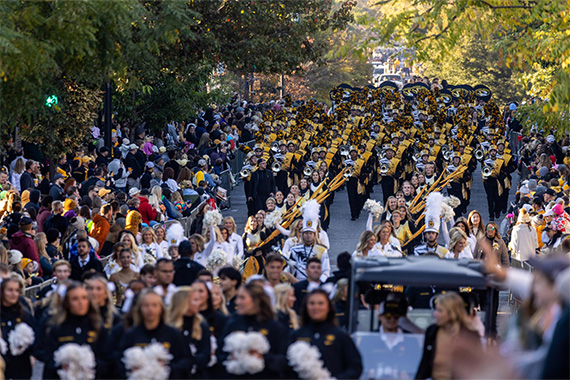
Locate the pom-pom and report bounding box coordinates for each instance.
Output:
[363,199,384,218]
[8,322,35,356]
[264,209,283,229]
[123,343,173,380]
[204,209,223,228]
[287,340,334,380]
[206,248,227,275]
[0,338,7,355]
[223,331,270,375]
[54,343,96,380]
[444,195,461,208]
[441,202,455,222]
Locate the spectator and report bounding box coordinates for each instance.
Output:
[70,238,104,280]
[9,217,43,276]
[90,204,113,254]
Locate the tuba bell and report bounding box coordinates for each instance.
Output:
[239,167,251,179]
[270,142,279,153]
[475,148,485,161]
[379,163,390,175]
[482,165,493,179]
[271,161,281,173]
[303,166,314,177]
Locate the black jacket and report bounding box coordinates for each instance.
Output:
[118,322,192,379]
[541,305,569,379]
[43,315,109,379]
[124,152,142,178]
[1,303,36,379]
[289,321,363,379]
[172,257,205,286]
[20,171,35,191]
[70,252,105,281]
[219,314,287,379]
[181,316,211,375]
[252,168,276,196]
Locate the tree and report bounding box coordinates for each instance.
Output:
[370,0,570,132]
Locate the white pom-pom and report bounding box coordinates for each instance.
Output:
[54,343,96,380]
[0,338,7,355]
[204,209,223,228]
[8,322,35,356]
[223,331,270,375]
[123,343,173,380]
[264,209,283,229]
[206,248,227,275]
[444,195,461,208]
[363,199,384,218]
[441,202,455,222]
[287,340,334,380]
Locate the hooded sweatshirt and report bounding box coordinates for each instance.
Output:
[23,190,40,214]
[9,231,43,276]
[90,214,111,254]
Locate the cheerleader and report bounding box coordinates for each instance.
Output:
[139,227,164,265]
[1,277,36,379]
[242,216,266,256]
[109,249,139,305]
[119,231,144,270]
[372,223,403,257]
[202,224,232,267]
[189,234,206,265]
[274,283,299,331]
[84,274,122,329]
[168,287,211,377]
[289,289,362,379]
[352,230,382,258]
[43,281,109,379]
[118,289,192,378]
[154,225,170,258]
[223,216,244,260]
[391,210,414,254]
[220,282,287,378]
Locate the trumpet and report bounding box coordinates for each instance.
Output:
[379,163,389,175]
[475,148,485,161]
[240,167,251,179]
[343,167,354,178]
[271,161,281,172]
[340,145,350,157]
[303,166,314,177]
[482,165,493,179]
[270,142,279,153]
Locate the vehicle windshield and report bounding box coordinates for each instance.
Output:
[373,67,385,75]
[381,74,401,81]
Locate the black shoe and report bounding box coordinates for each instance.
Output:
[351,217,357,221]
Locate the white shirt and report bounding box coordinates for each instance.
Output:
[352,248,384,258]
[444,248,474,259]
[373,241,403,257]
[228,232,244,260]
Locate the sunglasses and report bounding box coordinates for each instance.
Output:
[486,226,496,231]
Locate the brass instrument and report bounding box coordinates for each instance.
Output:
[379,163,390,175]
[475,148,485,161]
[303,166,314,177]
[482,165,493,179]
[441,144,450,157]
[270,142,279,153]
[339,145,350,157]
[412,152,421,163]
[242,157,250,166]
[443,150,452,161]
[271,161,281,172]
[343,167,354,178]
[240,167,251,179]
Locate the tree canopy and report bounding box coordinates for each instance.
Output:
[0,0,356,155]
[370,0,570,134]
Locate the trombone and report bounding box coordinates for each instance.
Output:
[343,167,354,178]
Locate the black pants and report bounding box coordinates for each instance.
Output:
[484,179,501,219]
[380,176,396,204]
[347,178,361,219]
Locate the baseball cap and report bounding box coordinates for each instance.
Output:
[379,300,401,316]
[129,144,138,150]
[141,188,150,196]
[198,159,207,167]
[145,162,155,169]
[129,188,140,197]
[98,188,112,197]
[546,135,556,144]
[545,188,557,196]
[8,250,23,265]
[54,173,65,181]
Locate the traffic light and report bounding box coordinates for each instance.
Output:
[45,95,58,108]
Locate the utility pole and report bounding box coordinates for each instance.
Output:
[104,82,112,149]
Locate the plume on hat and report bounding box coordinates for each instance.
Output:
[425,192,443,233]
[166,222,186,247]
[302,199,320,221]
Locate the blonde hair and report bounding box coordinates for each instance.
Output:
[84,276,117,329]
[332,278,348,304]
[244,215,258,234]
[14,158,25,174]
[121,232,141,263]
[289,219,302,239]
[356,230,375,253]
[190,234,205,253]
[211,283,229,316]
[141,227,157,244]
[34,232,50,260]
[274,284,299,329]
[223,216,236,234]
[435,292,476,332]
[168,286,204,340]
[448,228,467,253]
